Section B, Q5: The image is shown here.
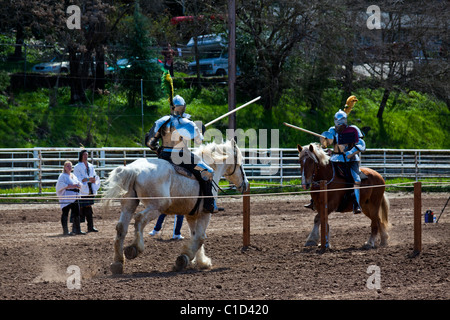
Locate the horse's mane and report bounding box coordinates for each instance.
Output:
[196,140,242,165]
[304,143,330,166]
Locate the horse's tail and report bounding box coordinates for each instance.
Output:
[379,193,390,230]
[102,165,139,209]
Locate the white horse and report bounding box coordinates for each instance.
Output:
[103,139,249,274]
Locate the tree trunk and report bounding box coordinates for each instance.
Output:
[95,49,106,91]
[68,47,87,103]
[194,36,201,90]
[11,25,24,61]
[377,88,390,119]
[341,57,354,105]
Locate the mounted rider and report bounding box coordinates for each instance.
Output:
[304,96,365,214]
[145,94,218,214]
[322,96,365,213]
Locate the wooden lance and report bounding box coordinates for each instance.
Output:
[205,96,261,127]
[283,122,326,139]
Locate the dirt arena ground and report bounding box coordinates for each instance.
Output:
[0,192,448,305]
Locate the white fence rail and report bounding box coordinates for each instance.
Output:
[1,147,449,192]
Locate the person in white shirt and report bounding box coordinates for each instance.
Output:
[73,150,100,232]
[55,161,83,235]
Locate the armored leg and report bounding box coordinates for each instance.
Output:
[201,180,218,213]
[349,163,362,214]
[353,183,362,214]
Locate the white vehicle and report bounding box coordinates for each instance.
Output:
[32,57,69,73]
[186,34,227,52]
[188,51,239,77]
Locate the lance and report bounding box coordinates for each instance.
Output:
[283,122,325,139]
[205,96,261,127]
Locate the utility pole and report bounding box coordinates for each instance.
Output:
[228,0,236,134]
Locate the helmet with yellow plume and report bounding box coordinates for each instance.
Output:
[344,95,358,115]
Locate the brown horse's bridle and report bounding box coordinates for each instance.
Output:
[301,149,336,187]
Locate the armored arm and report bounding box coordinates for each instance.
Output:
[320,127,336,148]
[194,124,204,146]
[345,139,366,159]
[145,124,161,151]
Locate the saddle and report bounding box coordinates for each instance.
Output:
[332,162,367,212]
[333,162,368,181]
[170,163,197,180]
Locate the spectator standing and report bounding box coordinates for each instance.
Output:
[73,150,100,232]
[161,43,175,77]
[56,161,83,235]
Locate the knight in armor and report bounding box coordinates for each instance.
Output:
[304,96,365,214]
[145,95,218,213]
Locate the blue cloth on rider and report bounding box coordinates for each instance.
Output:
[322,125,365,163]
[154,115,203,141]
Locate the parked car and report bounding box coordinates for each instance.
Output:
[32,56,69,73]
[113,57,164,71]
[32,56,111,75]
[188,51,240,76]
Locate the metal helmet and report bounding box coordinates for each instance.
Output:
[334,109,347,133]
[171,95,186,116]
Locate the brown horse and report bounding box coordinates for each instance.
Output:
[297,143,390,249]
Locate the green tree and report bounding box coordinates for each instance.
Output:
[237,0,312,110]
[118,1,162,107]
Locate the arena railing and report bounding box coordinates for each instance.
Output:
[0,147,449,194]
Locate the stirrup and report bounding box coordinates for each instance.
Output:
[203,200,218,213]
[353,203,362,214]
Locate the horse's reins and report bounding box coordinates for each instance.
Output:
[303,149,361,188]
[302,149,336,187]
[215,143,246,195]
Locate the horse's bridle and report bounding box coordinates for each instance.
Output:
[301,149,336,187]
[222,142,246,192]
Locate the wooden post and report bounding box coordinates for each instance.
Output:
[243,184,250,247]
[228,0,236,132]
[413,181,422,254]
[320,180,328,251]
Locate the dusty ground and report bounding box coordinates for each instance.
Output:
[0,192,448,305]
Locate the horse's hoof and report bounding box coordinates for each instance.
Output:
[318,242,331,249]
[362,242,375,250]
[174,254,189,272]
[304,240,318,247]
[110,262,123,275]
[124,245,138,260]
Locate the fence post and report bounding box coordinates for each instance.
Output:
[280,149,283,186]
[413,181,422,254]
[243,184,251,247]
[414,151,418,182]
[38,150,42,194]
[100,150,105,178]
[320,180,328,252]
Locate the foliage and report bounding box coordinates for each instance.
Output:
[1,84,448,149]
[116,1,163,106]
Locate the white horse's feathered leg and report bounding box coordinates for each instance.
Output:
[126,206,160,259]
[111,197,139,274]
[176,213,212,271]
